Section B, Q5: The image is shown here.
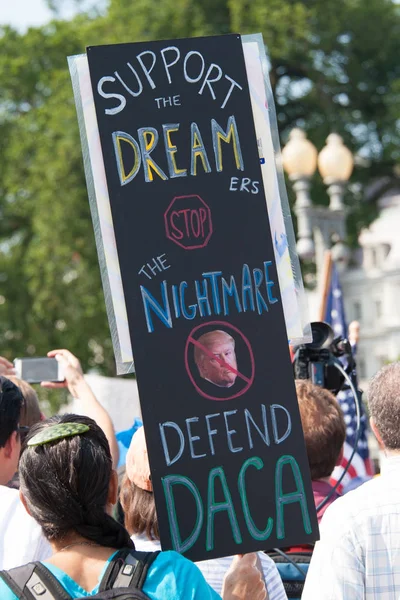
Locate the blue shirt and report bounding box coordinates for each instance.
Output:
[116,418,142,468]
[0,550,221,600]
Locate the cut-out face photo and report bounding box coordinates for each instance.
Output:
[194,330,237,388]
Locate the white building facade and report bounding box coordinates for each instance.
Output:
[341,193,400,379]
[307,192,400,381]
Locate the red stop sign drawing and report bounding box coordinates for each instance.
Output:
[164,195,213,250]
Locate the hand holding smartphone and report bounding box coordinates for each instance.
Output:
[13,357,65,384]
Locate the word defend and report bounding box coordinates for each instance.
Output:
[139,254,171,280]
[158,403,293,466]
[155,95,181,108]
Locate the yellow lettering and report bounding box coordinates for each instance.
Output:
[212,116,244,173]
[192,131,209,176]
[165,128,187,177]
[140,129,168,182]
[112,131,141,186]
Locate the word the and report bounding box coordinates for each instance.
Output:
[97,46,243,115]
[159,403,292,466]
[113,116,243,184]
[230,177,260,194]
[140,262,278,333]
[162,454,312,553]
[155,95,181,108]
[139,254,170,280]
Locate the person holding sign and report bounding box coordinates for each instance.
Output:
[0,414,267,600]
[194,330,238,389]
[121,426,287,599]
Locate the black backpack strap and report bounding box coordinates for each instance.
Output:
[99,549,160,592]
[0,564,36,599]
[0,562,71,600]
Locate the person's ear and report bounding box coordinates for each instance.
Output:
[107,469,119,506]
[4,431,19,459]
[370,417,384,449]
[19,490,32,516]
[335,444,344,466]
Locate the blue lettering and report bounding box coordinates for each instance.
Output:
[180,282,197,320]
[141,281,172,333]
[194,279,211,317]
[221,276,242,315]
[264,261,278,304]
[242,264,255,312]
[203,271,222,314]
[253,268,268,314]
[172,284,181,318]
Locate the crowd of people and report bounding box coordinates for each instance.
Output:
[0,347,400,599]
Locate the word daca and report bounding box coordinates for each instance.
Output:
[162,454,312,554]
[158,403,292,467]
[96,46,243,115]
[140,262,279,333]
[113,116,243,185]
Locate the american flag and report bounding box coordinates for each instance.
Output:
[324,263,374,493]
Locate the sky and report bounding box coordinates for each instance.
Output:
[0,0,78,31]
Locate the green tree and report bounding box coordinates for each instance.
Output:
[0,0,399,377]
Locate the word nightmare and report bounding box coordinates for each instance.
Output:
[141,261,279,333]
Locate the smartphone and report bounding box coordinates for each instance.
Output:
[13,357,65,384]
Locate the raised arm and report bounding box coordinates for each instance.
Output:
[41,349,119,468]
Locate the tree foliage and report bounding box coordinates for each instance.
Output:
[0,0,399,373]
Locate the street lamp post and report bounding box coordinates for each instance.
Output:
[281,129,317,261]
[282,129,354,279]
[318,133,354,211]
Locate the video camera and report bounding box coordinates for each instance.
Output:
[293,321,355,394]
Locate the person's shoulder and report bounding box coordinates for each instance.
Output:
[152,549,204,573]
[320,477,382,532]
[0,487,51,569]
[328,476,382,512]
[144,551,219,599]
[0,576,18,600]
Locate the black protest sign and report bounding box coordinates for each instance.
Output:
[86,34,319,561]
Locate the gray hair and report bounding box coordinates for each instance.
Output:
[368,362,400,450]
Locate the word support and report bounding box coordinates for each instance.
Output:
[96,45,243,115]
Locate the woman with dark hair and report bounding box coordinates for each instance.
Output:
[0,414,266,600]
